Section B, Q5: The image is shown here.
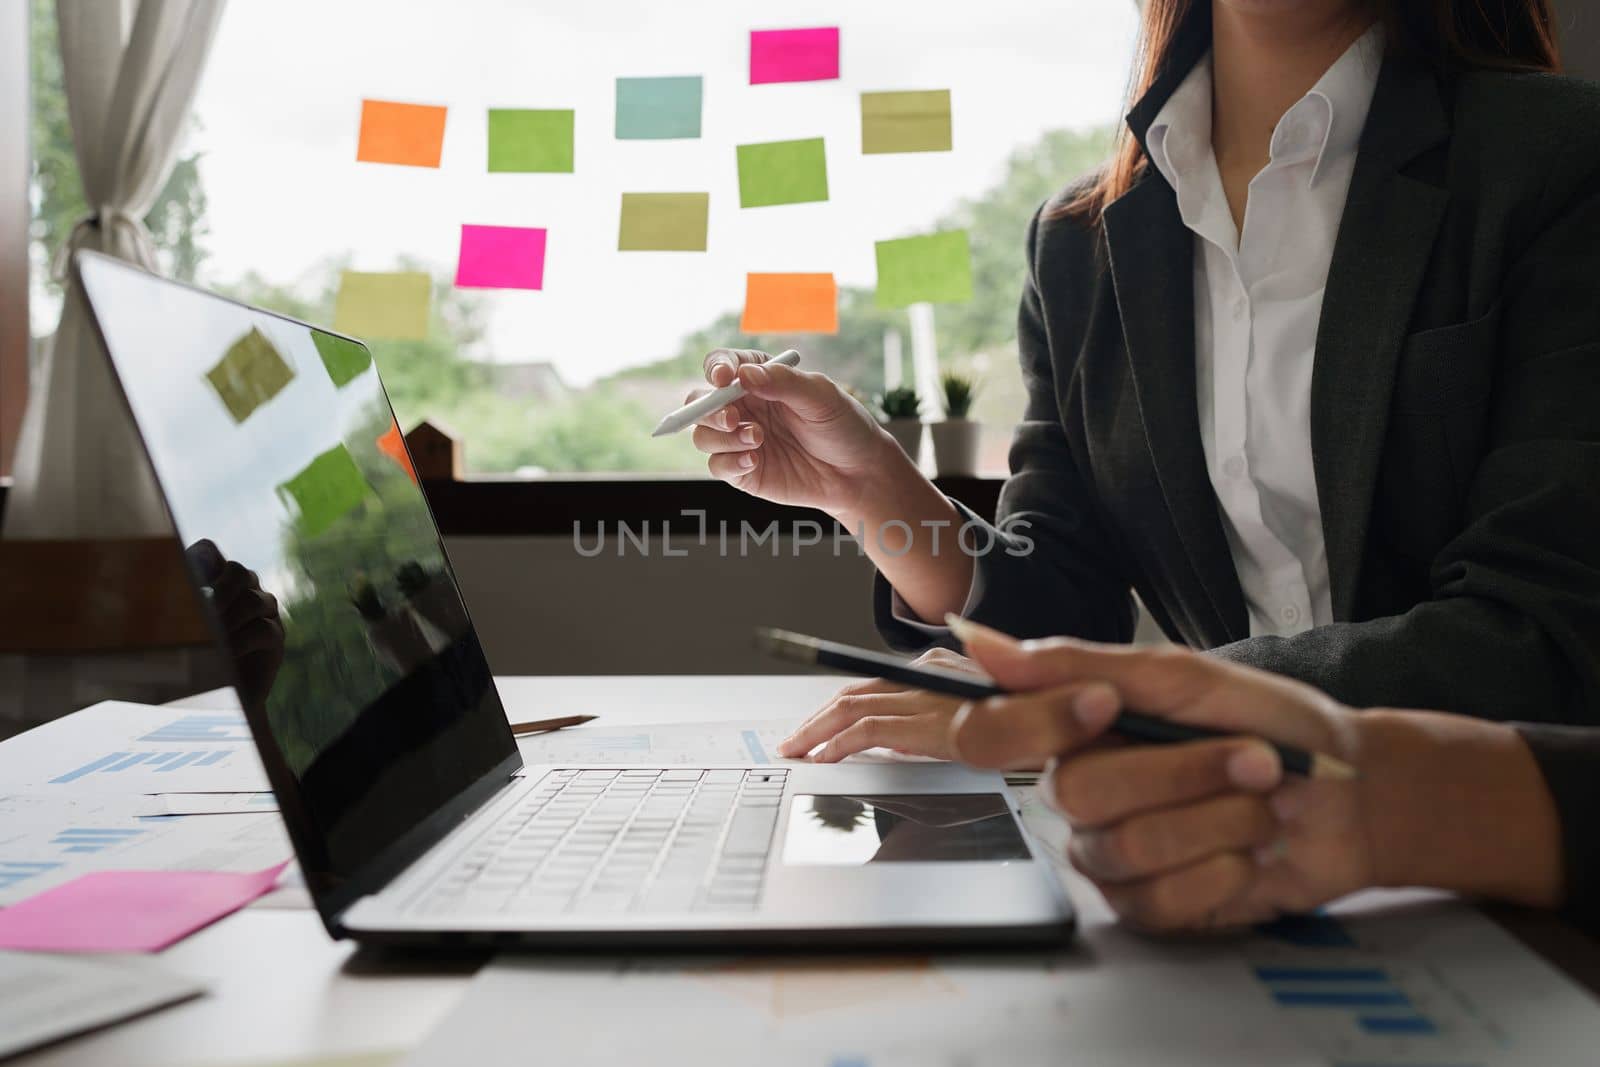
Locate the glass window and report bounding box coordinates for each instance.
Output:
[29,0,1134,476]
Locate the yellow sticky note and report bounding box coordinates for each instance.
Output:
[861,90,952,154]
[333,272,431,341]
[618,193,710,251]
[205,327,294,423]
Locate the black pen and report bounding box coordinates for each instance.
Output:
[754,628,1357,780]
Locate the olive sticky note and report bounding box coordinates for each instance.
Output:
[487,109,575,173]
[618,193,710,251]
[874,230,974,307]
[356,99,447,168]
[206,327,294,423]
[333,271,431,341]
[311,330,372,389]
[278,444,372,539]
[861,90,953,154]
[737,138,828,208]
[741,273,838,334]
[616,76,703,140]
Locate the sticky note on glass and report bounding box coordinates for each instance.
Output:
[737,138,828,208]
[333,271,431,341]
[376,420,418,484]
[206,327,294,423]
[875,230,974,308]
[742,273,838,334]
[618,193,709,251]
[455,224,547,290]
[356,99,448,168]
[278,444,372,538]
[487,109,574,173]
[862,90,953,154]
[750,27,839,84]
[310,329,371,388]
[616,76,703,140]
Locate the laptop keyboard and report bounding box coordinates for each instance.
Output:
[415,768,787,917]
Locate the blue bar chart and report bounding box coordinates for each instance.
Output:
[139,714,252,743]
[0,860,62,894]
[49,826,146,855]
[49,749,236,784]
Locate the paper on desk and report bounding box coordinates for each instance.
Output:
[0,793,292,906]
[0,951,207,1060]
[0,701,269,794]
[515,719,918,767]
[141,792,279,816]
[0,861,288,953]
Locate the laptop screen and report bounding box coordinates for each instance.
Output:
[78,254,519,907]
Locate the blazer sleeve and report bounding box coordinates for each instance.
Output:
[1212,180,1600,724]
[1513,724,1600,934]
[875,203,1137,651]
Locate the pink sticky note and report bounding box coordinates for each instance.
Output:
[454,224,547,290]
[0,862,287,953]
[750,27,840,85]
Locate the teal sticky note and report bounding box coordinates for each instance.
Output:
[616,76,702,140]
[311,330,372,388]
[277,444,372,538]
[487,109,575,173]
[874,230,974,307]
[737,138,829,208]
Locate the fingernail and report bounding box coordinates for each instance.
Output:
[1227,744,1281,791]
[738,453,756,470]
[1253,838,1289,867]
[739,425,758,445]
[1073,685,1118,731]
[944,614,982,643]
[1038,761,1063,813]
[1270,787,1304,824]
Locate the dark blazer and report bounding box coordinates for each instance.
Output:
[878,49,1600,724]
[1518,725,1600,933]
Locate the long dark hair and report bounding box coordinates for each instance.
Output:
[1062,0,1562,223]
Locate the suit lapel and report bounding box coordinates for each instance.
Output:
[1312,59,1449,619]
[1104,176,1250,642]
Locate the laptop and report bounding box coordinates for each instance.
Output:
[75,250,1074,948]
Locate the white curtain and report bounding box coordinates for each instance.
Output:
[4,0,225,539]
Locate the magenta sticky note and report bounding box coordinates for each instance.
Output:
[750,27,840,85]
[454,224,547,290]
[0,862,287,953]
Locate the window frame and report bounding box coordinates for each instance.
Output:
[1,0,29,479]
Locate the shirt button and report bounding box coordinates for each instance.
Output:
[1223,455,1245,478]
[1280,605,1301,625]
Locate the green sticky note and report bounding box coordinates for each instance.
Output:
[278,444,371,539]
[488,109,574,173]
[618,192,710,251]
[616,76,702,140]
[737,138,828,208]
[205,327,294,423]
[311,330,372,388]
[874,230,974,307]
[333,271,431,341]
[861,90,952,154]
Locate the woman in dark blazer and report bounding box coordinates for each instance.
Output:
[941,616,1600,936]
[687,0,1600,759]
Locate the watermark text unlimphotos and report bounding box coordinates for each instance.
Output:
[573,510,1035,559]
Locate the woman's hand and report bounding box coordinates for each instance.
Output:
[777,648,981,763]
[943,617,1566,931]
[688,349,906,520]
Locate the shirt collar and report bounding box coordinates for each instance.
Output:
[1145,22,1385,192]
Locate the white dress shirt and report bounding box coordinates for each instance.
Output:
[1145,26,1384,637]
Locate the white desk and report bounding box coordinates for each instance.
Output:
[11,676,1600,1067]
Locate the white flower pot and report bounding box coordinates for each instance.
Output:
[931,418,981,477]
[884,417,925,462]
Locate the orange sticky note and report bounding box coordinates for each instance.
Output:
[741,273,839,334]
[357,99,448,167]
[377,420,418,484]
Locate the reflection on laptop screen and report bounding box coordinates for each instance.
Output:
[78,255,517,901]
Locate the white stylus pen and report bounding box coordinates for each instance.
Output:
[650,349,801,437]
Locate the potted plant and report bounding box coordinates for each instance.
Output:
[932,371,981,476]
[878,386,924,461]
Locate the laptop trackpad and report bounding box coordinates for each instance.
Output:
[782,793,1032,865]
